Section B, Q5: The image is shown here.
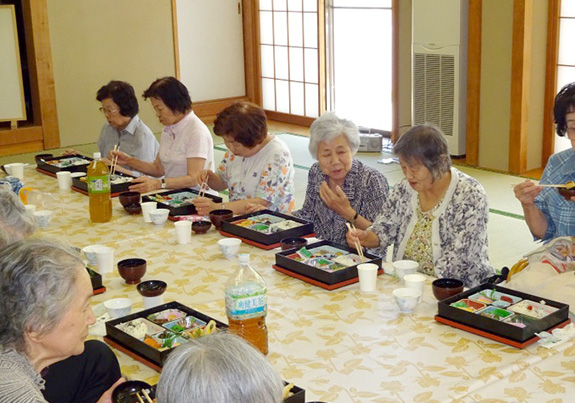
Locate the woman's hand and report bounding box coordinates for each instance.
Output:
[514,179,542,205]
[346,227,367,248]
[195,169,213,187]
[109,150,132,167]
[192,196,218,216]
[96,377,125,403]
[64,148,79,156]
[319,181,355,220]
[128,176,160,193]
[245,202,266,214]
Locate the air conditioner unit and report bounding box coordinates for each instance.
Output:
[412,0,468,156]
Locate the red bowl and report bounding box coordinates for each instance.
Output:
[117,258,147,284]
[209,209,234,230]
[432,278,464,300]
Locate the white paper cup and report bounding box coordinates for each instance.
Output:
[82,244,105,267]
[404,273,426,293]
[218,238,242,259]
[142,295,164,310]
[174,220,192,244]
[33,210,53,228]
[393,288,422,313]
[94,246,114,274]
[141,201,157,223]
[7,163,24,179]
[393,260,419,280]
[24,204,36,213]
[104,298,132,319]
[357,263,378,292]
[56,171,72,190]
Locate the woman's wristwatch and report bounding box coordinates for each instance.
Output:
[160,178,167,189]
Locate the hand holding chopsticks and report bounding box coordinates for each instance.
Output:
[346,222,365,263]
[110,144,120,176]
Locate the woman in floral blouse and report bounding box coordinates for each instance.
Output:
[193,102,295,215]
[292,112,389,244]
[347,124,494,287]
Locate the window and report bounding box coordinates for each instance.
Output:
[259,0,319,118]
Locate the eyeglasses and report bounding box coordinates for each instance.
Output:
[99,107,120,115]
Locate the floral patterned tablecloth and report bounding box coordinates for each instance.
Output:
[20,168,575,402]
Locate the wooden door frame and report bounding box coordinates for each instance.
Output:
[0,0,59,156]
[541,0,561,165]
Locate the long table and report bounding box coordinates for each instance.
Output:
[22,168,575,402]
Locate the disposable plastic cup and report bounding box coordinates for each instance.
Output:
[403,273,426,293]
[56,171,72,190]
[141,202,157,223]
[94,246,114,274]
[8,163,25,179]
[174,220,192,244]
[357,263,378,292]
[142,295,164,309]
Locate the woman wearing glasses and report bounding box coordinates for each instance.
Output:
[110,77,214,193]
[514,82,575,241]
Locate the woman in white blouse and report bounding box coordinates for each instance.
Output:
[347,124,494,287]
[110,77,214,193]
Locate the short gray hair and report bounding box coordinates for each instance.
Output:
[308,112,360,158]
[157,332,284,403]
[0,189,36,249]
[393,123,451,181]
[0,238,84,353]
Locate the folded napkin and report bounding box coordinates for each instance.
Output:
[535,323,575,349]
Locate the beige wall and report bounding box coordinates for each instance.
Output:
[46,0,175,148]
[478,0,513,171]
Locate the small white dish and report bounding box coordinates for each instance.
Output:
[149,208,170,225]
[104,298,132,319]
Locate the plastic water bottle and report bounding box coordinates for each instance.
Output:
[225,253,268,355]
[87,152,112,223]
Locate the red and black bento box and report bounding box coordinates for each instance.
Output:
[87,267,105,295]
[36,154,92,176]
[435,284,570,348]
[141,188,223,217]
[274,240,383,289]
[104,301,227,369]
[220,210,314,250]
[72,171,136,197]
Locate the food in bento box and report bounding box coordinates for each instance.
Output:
[45,157,90,168]
[288,245,362,272]
[147,309,187,325]
[116,318,158,340]
[147,191,197,207]
[508,300,558,319]
[449,299,486,313]
[479,306,515,321]
[232,214,303,235]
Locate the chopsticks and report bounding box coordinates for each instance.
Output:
[345,222,365,263]
[197,179,208,198]
[136,390,153,403]
[110,144,120,176]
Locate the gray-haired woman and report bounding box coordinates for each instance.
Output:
[0,189,36,249]
[347,124,494,287]
[293,112,389,244]
[157,332,284,403]
[0,239,123,403]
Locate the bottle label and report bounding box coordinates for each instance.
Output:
[88,175,110,194]
[226,293,267,320]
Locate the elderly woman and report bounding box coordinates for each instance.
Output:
[111,76,214,193]
[156,332,284,403]
[0,239,123,402]
[347,124,494,287]
[292,112,388,244]
[192,102,294,215]
[514,82,575,241]
[0,189,36,249]
[66,80,159,176]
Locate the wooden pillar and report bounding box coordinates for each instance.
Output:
[508,0,532,174]
[465,0,482,166]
